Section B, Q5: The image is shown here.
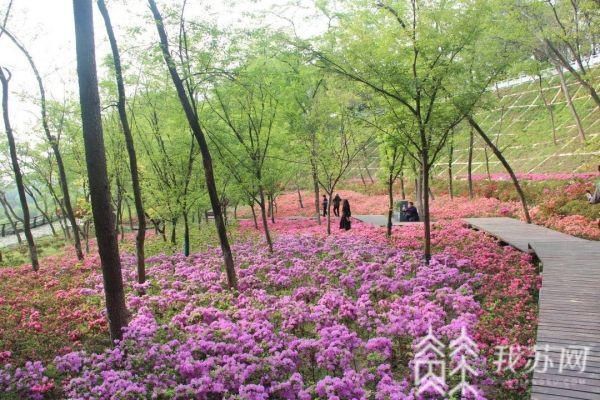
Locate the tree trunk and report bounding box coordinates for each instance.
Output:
[468,127,474,199]
[326,192,332,235]
[448,138,454,199]
[546,39,600,110]
[537,74,557,145]
[556,65,585,142]
[183,211,190,256]
[149,0,237,290]
[250,203,259,229]
[26,186,56,236]
[421,155,432,264]
[97,0,146,283]
[0,26,84,261]
[468,116,532,223]
[364,159,375,184]
[0,195,21,244]
[126,199,133,230]
[310,157,321,224]
[422,158,431,264]
[72,0,128,341]
[484,148,491,180]
[297,186,304,208]
[386,174,394,237]
[258,187,274,253]
[0,69,39,271]
[400,171,406,200]
[170,217,177,245]
[359,170,367,187]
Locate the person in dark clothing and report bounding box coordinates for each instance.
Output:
[339,199,352,230]
[404,201,419,222]
[332,194,342,217]
[322,195,328,216]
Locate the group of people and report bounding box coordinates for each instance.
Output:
[322,194,352,230]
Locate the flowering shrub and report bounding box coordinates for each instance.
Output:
[248,185,599,240]
[0,219,537,399]
[0,247,107,367]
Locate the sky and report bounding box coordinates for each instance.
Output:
[0,0,326,142]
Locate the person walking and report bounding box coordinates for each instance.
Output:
[322,195,328,217]
[339,199,352,230]
[332,194,342,217]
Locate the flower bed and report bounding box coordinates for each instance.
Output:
[1,219,537,399]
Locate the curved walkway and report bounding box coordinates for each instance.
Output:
[465,217,600,400]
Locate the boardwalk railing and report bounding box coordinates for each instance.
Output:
[0,214,63,238]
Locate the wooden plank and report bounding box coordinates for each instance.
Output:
[464,217,600,399]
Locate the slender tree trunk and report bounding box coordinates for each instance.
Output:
[556,65,585,142]
[0,26,84,261]
[297,186,304,208]
[468,127,474,199]
[31,185,56,235]
[359,170,367,187]
[51,197,68,239]
[468,116,531,223]
[183,211,190,256]
[26,186,56,236]
[0,69,39,270]
[97,0,146,283]
[546,39,600,110]
[448,139,454,199]
[386,174,394,237]
[400,171,406,200]
[421,158,432,264]
[258,187,274,252]
[326,192,332,235]
[484,148,491,180]
[537,74,557,145]
[114,180,122,240]
[2,192,22,223]
[310,157,321,224]
[160,221,167,241]
[364,159,375,184]
[72,0,128,341]
[0,195,21,244]
[250,203,259,229]
[126,199,133,230]
[149,0,237,289]
[170,218,177,245]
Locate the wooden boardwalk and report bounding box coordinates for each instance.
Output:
[465,217,600,400]
[353,215,423,227]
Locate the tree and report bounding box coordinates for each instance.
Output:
[0,27,85,260]
[312,85,371,235]
[0,67,39,270]
[536,0,600,109]
[148,0,237,290]
[204,52,282,252]
[72,0,128,341]
[97,0,146,283]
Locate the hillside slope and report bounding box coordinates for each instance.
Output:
[358,67,600,179]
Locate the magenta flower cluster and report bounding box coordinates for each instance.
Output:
[1,221,535,399]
